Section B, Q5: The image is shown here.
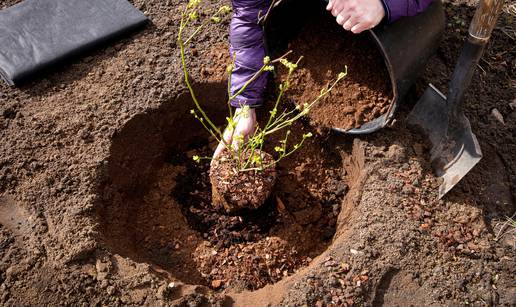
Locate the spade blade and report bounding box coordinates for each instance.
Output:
[407,84,482,199]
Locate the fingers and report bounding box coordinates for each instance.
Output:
[213,127,233,160]
[326,0,333,11]
[330,0,385,33]
[230,121,254,152]
[212,142,226,161]
[332,0,357,29]
[342,16,357,31]
[336,13,349,25]
[212,107,257,161]
[331,0,346,17]
[231,130,244,151]
[331,7,339,17]
[212,130,244,161]
[350,22,370,34]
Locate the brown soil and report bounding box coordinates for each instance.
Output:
[98,92,349,291]
[0,0,514,306]
[210,149,276,213]
[275,8,392,131]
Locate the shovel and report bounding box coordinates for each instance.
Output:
[407,0,504,199]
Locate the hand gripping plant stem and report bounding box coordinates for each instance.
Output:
[178,0,347,173]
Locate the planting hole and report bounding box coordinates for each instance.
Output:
[96,82,355,291]
[96,7,390,292]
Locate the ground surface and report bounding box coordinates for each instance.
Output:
[0,0,515,306]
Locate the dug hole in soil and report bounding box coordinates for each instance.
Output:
[97,3,391,296]
[96,80,365,293]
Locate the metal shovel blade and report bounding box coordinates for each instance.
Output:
[407,84,482,199]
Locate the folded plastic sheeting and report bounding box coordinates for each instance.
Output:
[0,0,148,85]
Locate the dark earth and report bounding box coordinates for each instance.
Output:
[0,0,515,306]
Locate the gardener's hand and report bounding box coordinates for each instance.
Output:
[213,107,257,160]
[326,0,385,34]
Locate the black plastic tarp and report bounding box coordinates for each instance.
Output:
[0,0,148,86]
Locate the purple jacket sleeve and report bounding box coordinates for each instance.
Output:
[229,0,271,108]
[381,0,433,23]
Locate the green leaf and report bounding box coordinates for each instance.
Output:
[218,5,232,15]
[187,0,201,9]
[188,11,198,20]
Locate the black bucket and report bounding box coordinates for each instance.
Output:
[264,0,445,134]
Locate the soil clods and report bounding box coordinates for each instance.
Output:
[275,9,392,131]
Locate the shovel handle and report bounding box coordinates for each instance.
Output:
[469,0,504,43]
[446,0,503,115]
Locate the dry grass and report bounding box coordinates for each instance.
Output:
[494,213,516,243]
